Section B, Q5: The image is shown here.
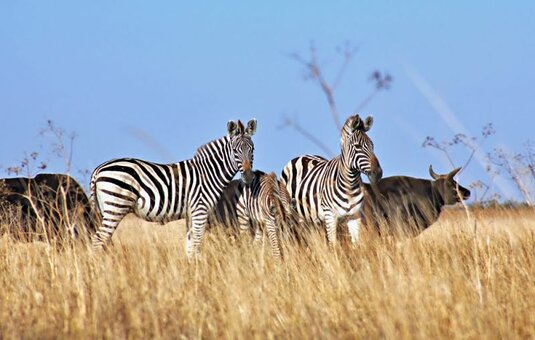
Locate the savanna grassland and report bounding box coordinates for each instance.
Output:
[0,208,534,339]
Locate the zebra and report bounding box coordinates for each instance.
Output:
[90,119,257,257]
[207,170,298,260]
[280,114,382,248]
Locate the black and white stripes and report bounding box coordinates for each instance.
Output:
[90,119,257,257]
[280,114,382,247]
[89,114,382,256]
[207,170,296,259]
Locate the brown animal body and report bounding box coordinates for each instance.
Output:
[359,166,471,238]
[0,173,99,243]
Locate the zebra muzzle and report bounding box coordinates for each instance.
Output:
[241,160,254,186]
[241,170,254,186]
[367,165,383,184]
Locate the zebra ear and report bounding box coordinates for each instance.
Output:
[236,120,245,134]
[351,114,364,132]
[245,119,257,137]
[363,115,374,132]
[227,120,239,137]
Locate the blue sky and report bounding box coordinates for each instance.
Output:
[1,1,534,202]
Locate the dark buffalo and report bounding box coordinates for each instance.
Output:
[0,174,99,243]
[358,165,471,238]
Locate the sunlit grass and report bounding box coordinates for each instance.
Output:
[0,208,534,339]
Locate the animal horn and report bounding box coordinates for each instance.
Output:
[429,165,440,180]
[447,167,462,180]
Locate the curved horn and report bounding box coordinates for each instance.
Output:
[447,167,462,180]
[429,164,440,180]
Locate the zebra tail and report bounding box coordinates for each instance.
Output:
[89,169,101,215]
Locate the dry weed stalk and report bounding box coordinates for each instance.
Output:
[280,42,392,156]
[0,120,94,250]
[488,143,535,205]
[425,122,535,206]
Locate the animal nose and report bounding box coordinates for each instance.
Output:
[456,187,470,201]
[241,159,253,186]
[462,189,471,199]
[241,170,254,186]
[367,166,383,184]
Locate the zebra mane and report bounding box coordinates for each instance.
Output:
[192,135,230,161]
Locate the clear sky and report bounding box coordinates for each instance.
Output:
[1,1,534,202]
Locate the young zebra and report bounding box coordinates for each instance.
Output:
[207,170,297,259]
[280,114,382,248]
[90,119,257,257]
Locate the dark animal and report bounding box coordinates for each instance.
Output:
[0,174,99,243]
[357,165,471,239]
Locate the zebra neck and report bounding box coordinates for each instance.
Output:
[335,157,362,195]
[192,136,238,183]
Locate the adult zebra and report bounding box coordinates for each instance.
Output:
[207,170,299,260]
[280,114,382,248]
[91,119,257,257]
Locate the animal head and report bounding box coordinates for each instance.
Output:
[340,114,382,184]
[429,165,471,204]
[227,119,257,186]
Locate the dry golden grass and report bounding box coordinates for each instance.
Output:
[0,208,534,339]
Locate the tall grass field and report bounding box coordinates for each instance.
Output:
[0,208,534,338]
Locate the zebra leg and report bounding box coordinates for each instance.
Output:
[185,208,208,258]
[265,217,282,260]
[253,225,263,244]
[92,210,128,249]
[346,218,361,245]
[92,186,132,249]
[237,205,252,237]
[324,211,338,249]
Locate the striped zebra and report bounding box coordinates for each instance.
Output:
[90,119,257,257]
[207,170,298,259]
[280,114,382,248]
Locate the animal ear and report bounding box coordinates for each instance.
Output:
[447,167,462,180]
[363,115,374,132]
[343,114,363,133]
[245,118,257,137]
[227,120,239,137]
[352,114,363,132]
[429,164,440,180]
[236,120,245,134]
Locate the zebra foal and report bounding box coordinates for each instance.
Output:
[207,170,298,259]
[280,114,382,248]
[90,119,257,257]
